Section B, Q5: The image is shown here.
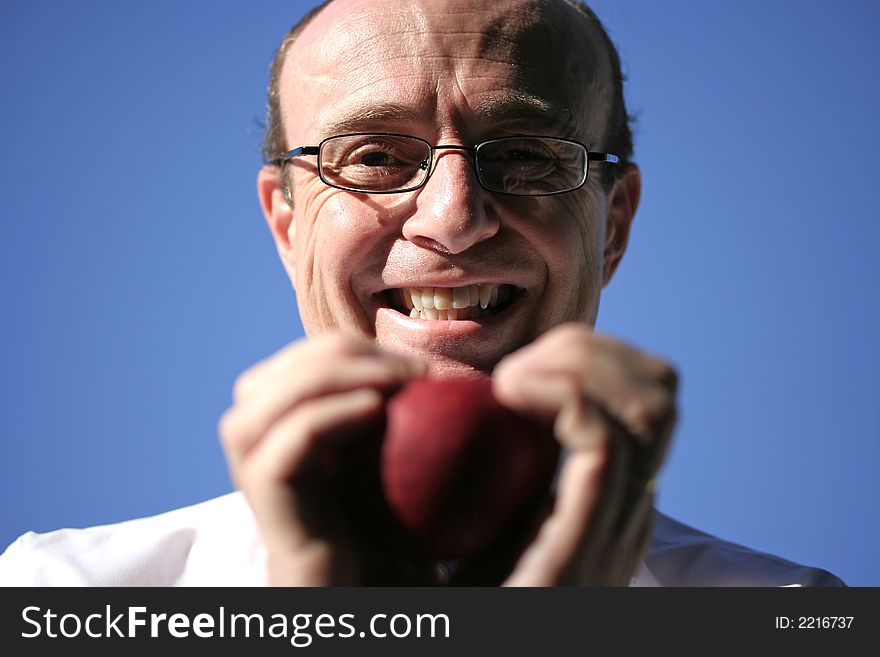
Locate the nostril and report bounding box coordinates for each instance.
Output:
[409,236,453,256]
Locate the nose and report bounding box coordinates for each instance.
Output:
[401,149,500,254]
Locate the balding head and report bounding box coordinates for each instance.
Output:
[263,0,632,187]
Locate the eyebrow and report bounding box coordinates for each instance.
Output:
[317,102,424,137]
[314,93,571,139]
[473,92,566,125]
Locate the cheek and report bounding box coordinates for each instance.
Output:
[530,191,605,324]
[292,187,387,334]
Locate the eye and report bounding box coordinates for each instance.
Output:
[504,147,553,162]
[348,141,404,167]
[358,150,394,166]
[480,140,559,177]
[481,139,555,163]
[340,137,426,169]
[320,135,430,191]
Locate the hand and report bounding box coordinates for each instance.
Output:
[491,322,677,586]
[218,332,426,585]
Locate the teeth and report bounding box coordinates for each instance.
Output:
[468,285,480,306]
[479,284,493,309]
[421,288,434,310]
[396,284,514,320]
[434,287,453,310]
[452,286,470,309]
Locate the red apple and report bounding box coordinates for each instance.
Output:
[380,378,559,560]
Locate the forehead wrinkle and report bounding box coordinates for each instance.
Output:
[472,92,574,132]
[474,92,553,116]
[286,0,607,145]
[317,102,425,138]
[473,0,607,141]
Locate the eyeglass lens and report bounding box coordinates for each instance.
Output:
[318,134,588,195]
[320,134,429,192]
[477,138,587,195]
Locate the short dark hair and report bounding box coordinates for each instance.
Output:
[262,0,634,188]
[262,0,333,167]
[563,1,634,180]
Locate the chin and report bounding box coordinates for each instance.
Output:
[422,357,495,381]
[379,340,508,380]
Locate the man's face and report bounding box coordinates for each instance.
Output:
[265,0,632,377]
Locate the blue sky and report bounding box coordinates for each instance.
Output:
[1,0,878,585]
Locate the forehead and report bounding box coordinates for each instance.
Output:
[282,0,608,142]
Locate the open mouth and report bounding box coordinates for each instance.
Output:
[382,284,519,320]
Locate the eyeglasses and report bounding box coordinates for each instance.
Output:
[271,133,619,196]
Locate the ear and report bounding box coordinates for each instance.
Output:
[257,165,297,287]
[601,164,641,287]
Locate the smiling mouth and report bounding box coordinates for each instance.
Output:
[382,284,518,320]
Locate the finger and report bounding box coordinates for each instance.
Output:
[562,409,658,586]
[498,349,672,441]
[232,334,365,402]
[503,324,677,392]
[236,388,384,552]
[221,355,421,460]
[227,387,381,487]
[604,481,655,586]
[233,333,424,403]
[587,332,678,391]
[502,388,642,587]
[503,449,606,586]
[494,371,602,443]
[495,330,676,446]
[558,428,633,586]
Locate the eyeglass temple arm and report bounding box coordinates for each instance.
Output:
[270,146,320,166]
[587,152,620,164]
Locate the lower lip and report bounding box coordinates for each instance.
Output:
[374,299,519,337]
[372,295,528,372]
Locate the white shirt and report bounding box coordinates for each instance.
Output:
[0,492,844,587]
